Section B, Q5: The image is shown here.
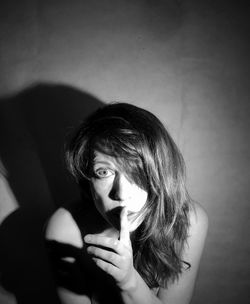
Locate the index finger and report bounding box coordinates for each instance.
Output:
[119,206,130,244]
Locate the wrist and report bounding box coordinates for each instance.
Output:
[119,268,138,293]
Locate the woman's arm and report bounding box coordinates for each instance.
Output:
[45,208,91,304]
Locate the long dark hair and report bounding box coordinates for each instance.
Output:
[65,102,192,288]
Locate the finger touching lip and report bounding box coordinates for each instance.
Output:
[106,207,137,229]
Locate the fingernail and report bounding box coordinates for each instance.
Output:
[84,235,91,242]
[87,246,92,253]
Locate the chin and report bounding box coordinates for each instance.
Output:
[129,221,140,232]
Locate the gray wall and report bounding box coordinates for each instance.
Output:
[0,1,249,303]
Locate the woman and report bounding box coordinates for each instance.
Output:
[45,102,208,304]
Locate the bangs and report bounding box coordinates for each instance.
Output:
[91,129,148,191]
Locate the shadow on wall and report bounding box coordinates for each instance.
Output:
[0,84,104,304]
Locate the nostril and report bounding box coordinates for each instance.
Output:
[109,186,131,201]
[109,187,121,201]
[109,187,130,202]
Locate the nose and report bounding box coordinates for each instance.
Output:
[109,173,132,203]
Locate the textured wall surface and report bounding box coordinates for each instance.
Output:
[0,1,249,303]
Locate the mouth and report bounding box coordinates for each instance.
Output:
[106,207,122,230]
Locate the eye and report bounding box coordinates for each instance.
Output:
[94,168,114,179]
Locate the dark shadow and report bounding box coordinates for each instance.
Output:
[44,199,124,304]
[0,83,104,304]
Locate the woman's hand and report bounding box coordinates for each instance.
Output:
[84,207,137,291]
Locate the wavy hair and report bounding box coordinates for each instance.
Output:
[65,102,192,288]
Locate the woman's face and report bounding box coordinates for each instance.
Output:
[90,150,148,232]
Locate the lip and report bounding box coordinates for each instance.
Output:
[127,211,136,219]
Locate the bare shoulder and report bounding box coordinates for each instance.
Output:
[158,203,208,304]
[158,202,208,303]
[182,201,209,266]
[188,201,209,238]
[45,207,83,248]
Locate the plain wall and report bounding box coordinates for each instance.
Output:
[0,1,249,303]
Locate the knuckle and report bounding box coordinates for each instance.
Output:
[107,252,114,262]
[111,242,119,252]
[113,239,118,247]
[121,255,127,261]
[105,237,113,247]
[105,263,113,274]
[120,255,128,264]
[115,242,122,251]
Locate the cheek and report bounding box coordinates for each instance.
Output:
[90,181,111,210]
[128,188,148,212]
